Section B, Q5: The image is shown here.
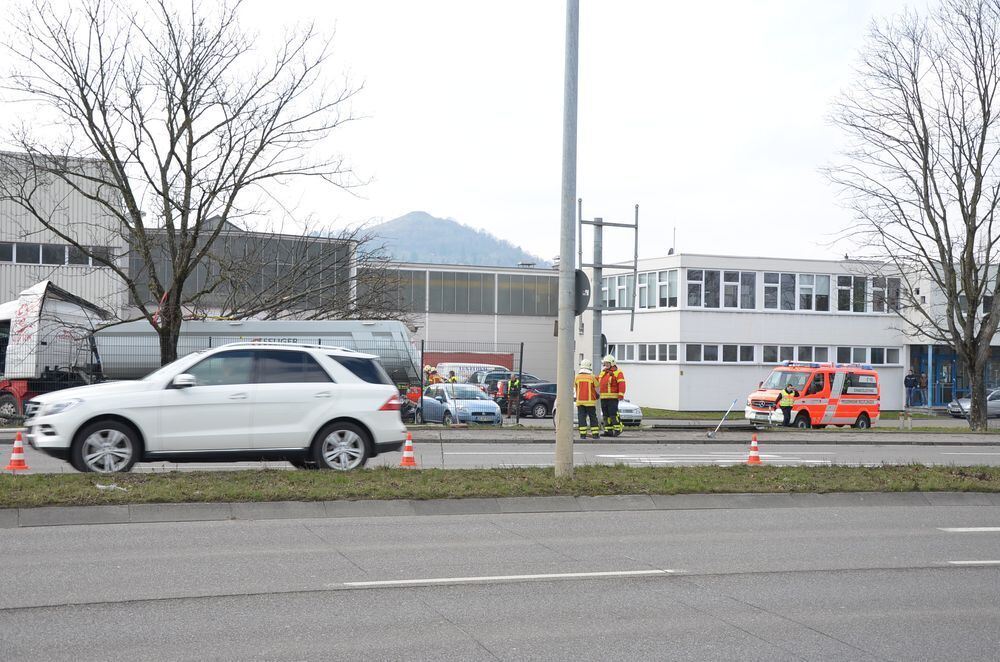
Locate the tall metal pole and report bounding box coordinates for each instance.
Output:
[554,0,579,478]
[592,218,603,367]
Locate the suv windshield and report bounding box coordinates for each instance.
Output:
[761,370,811,391]
[445,385,491,400]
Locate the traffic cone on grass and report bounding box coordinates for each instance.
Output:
[5,431,30,473]
[746,434,762,466]
[399,432,417,468]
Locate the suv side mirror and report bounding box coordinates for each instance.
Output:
[171,374,197,389]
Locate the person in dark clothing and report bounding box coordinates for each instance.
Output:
[904,369,918,407]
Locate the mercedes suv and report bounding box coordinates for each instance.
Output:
[24,343,406,473]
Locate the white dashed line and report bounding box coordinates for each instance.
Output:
[947,560,1000,566]
[938,527,1000,533]
[341,569,677,588]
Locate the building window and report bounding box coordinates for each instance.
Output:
[888,277,901,311]
[658,270,678,307]
[495,274,554,316]
[815,275,830,311]
[604,275,635,310]
[837,346,851,363]
[853,347,866,363]
[41,244,65,265]
[798,346,813,361]
[703,344,719,361]
[780,345,794,362]
[607,344,617,359]
[741,272,756,309]
[637,273,652,309]
[886,348,900,363]
[722,344,755,363]
[872,277,886,313]
[815,347,829,362]
[0,243,11,262]
[687,269,703,307]
[724,271,756,309]
[90,246,112,266]
[723,271,738,307]
[623,344,635,361]
[764,272,795,310]
[763,345,794,363]
[686,344,702,361]
[669,344,678,361]
[799,275,814,310]
[67,245,89,265]
[837,275,867,312]
[15,243,40,264]
[870,347,885,364]
[763,345,778,363]
[704,270,720,308]
[657,344,668,361]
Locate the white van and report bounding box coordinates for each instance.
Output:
[435,362,507,383]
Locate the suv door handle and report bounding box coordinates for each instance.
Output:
[229,392,248,400]
[314,391,332,399]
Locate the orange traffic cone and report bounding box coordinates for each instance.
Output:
[5,431,30,473]
[399,432,417,468]
[746,433,762,465]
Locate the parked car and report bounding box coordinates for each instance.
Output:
[418,383,502,425]
[551,399,643,428]
[519,382,557,418]
[24,343,407,473]
[948,389,1000,418]
[468,370,546,395]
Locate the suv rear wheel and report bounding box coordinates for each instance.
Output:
[793,413,811,429]
[313,422,370,471]
[531,402,549,418]
[853,413,871,429]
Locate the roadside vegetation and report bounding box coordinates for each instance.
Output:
[1,465,998,509]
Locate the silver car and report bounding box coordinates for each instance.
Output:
[618,400,643,426]
[948,389,1000,418]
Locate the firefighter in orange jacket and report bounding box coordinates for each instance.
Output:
[427,367,444,384]
[598,355,626,436]
[574,359,600,440]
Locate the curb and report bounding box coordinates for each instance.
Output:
[1,491,998,529]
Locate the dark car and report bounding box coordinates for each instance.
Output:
[519,382,557,418]
[470,370,546,396]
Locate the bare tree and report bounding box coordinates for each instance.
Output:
[828,0,1000,430]
[1,0,368,364]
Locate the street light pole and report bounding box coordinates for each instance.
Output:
[554,0,579,479]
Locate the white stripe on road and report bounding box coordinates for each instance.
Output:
[938,527,1000,533]
[342,569,677,588]
[940,452,1000,456]
[947,560,1000,566]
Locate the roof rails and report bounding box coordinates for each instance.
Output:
[217,341,363,353]
[780,360,876,370]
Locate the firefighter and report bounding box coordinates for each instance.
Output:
[448,370,459,384]
[598,355,626,436]
[427,367,444,384]
[574,359,600,440]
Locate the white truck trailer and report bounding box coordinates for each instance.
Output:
[0,282,421,424]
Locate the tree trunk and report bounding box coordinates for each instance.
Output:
[963,353,988,432]
[157,298,183,366]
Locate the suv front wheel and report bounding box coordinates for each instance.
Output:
[71,420,141,473]
[313,422,370,471]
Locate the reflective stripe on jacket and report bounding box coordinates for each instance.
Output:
[599,368,626,399]
[574,373,599,406]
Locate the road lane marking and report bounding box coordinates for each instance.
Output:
[947,560,1000,566]
[341,569,677,588]
[940,452,1000,455]
[938,527,1000,533]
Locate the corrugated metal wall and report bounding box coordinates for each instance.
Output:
[0,264,125,311]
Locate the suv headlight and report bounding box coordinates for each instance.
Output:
[42,398,83,416]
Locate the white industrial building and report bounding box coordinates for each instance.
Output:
[584,253,1000,412]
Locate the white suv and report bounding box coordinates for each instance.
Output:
[24,343,407,473]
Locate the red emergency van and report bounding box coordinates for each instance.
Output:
[744,361,881,429]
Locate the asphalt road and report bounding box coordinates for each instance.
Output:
[1,504,998,660]
[13,438,1000,474]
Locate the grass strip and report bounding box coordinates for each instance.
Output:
[1,465,998,509]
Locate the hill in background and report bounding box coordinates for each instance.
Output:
[370,211,551,267]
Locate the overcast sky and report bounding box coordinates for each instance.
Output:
[6,0,921,264]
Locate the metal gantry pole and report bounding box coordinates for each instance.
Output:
[592,217,603,367]
[554,0,579,479]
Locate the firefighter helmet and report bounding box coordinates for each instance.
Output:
[602,355,616,365]
[579,359,592,370]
